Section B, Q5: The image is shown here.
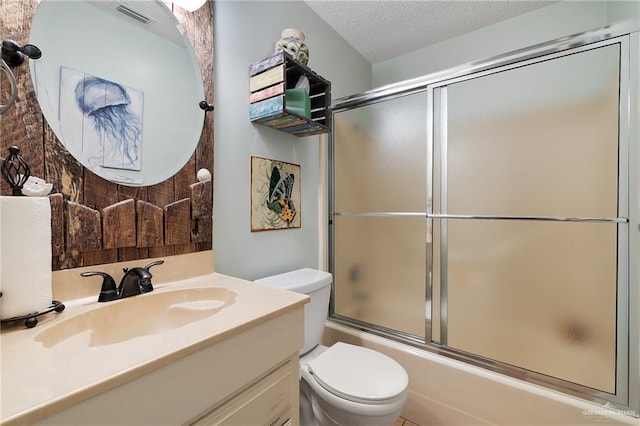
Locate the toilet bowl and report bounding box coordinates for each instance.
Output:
[300,343,408,426]
[255,269,408,426]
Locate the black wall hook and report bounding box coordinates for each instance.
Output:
[199,100,214,112]
[1,40,42,68]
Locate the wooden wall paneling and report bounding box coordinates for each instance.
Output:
[44,127,83,203]
[148,244,176,259]
[82,171,119,211]
[55,251,83,271]
[81,172,119,265]
[146,178,178,259]
[190,179,213,243]
[147,174,177,257]
[195,241,213,252]
[114,196,149,263]
[100,198,143,263]
[191,214,213,243]
[147,179,175,208]
[82,249,118,267]
[174,153,196,201]
[137,200,164,247]
[174,242,196,255]
[164,198,191,245]
[183,0,213,256]
[49,193,64,256]
[174,0,214,197]
[197,1,215,182]
[185,1,214,184]
[177,160,197,200]
[117,185,148,204]
[119,247,149,263]
[65,200,101,251]
[190,180,213,218]
[102,199,136,249]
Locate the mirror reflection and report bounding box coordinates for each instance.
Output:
[29,0,205,186]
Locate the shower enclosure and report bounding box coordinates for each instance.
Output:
[329,23,638,413]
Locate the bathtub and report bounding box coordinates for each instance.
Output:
[322,321,638,425]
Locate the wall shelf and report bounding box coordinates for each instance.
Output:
[249,51,331,137]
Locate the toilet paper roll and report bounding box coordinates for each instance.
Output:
[0,196,53,319]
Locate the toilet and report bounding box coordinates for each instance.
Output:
[255,268,408,426]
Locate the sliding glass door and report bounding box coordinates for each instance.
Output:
[430,40,626,396]
[330,31,636,411]
[332,93,428,339]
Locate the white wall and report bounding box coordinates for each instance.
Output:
[372,0,639,87]
[213,1,371,280]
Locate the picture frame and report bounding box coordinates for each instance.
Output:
[250,156,301,231]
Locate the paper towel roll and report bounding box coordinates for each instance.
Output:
[0,196,53,318]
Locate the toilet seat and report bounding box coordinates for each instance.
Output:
[307,342,408,405]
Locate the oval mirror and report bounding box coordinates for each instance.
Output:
[29,0,205,186]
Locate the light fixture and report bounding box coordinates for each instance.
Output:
[173,0,206,12]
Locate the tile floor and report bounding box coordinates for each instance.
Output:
[394,417,420,426]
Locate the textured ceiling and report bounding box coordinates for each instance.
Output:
[305,1,558,64]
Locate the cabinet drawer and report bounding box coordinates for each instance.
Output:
[191,360,294,426]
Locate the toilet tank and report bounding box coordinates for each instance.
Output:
[255,268,332,355]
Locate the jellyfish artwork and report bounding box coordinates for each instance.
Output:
[74,76,143,171]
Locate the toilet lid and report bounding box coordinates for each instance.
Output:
[308,342,408,403]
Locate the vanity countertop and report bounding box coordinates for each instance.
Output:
[0,272,308,425]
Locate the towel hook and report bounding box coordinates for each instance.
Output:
[0,39,42,115]
[1,39,41,67]
[199,100,214,112]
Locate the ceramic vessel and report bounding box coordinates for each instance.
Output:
[275,28,309,65]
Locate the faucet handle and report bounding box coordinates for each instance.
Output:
[144,260,164,270]
[139,260,164,293]
[80,271,118,302]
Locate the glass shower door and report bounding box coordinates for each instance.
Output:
[430,40,627,394]
[330,28,636,412]
[332,92,428,339]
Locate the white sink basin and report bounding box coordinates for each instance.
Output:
[35,287,236,348]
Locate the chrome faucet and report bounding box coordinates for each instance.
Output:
[81,260,164,302]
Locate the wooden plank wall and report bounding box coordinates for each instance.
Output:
[0,0,214,270]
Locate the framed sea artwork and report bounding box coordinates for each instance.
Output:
[251,156,301,231]
[59,66,144,173]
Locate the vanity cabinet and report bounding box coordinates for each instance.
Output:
[31,304,304,426]
[190,359,295,425]
[249,51,331,137]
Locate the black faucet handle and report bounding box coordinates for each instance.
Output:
[137,260,164,293]
[144,260,165,270]
[80,271,118,302]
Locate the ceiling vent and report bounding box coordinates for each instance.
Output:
[113,2,153,25]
